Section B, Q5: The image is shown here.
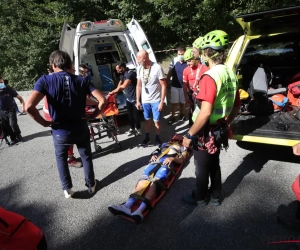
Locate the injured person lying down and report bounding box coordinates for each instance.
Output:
[108,141,188,223]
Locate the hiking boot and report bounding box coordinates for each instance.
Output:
[180,114,187,121]
[140,138,151,147]
[168,117,176,125]
[16,134,23,142]
[88,180,97,194]
[127,128,135,136]
[182,191,208,206]
[108,204,131,216]
[136,128,142,136]
[131,210,144,224]
[67,156,82,168]
[64,189,75,198]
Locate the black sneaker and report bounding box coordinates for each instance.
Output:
[182,190,208,206]
[168,117,175,125]
[16,134,23,142]
[180,114,187,121]
[140,138,151,147]
[155,138,162,146]
[9,140,17,146]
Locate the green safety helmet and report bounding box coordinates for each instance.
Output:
[192,37,203,50]
[200,30,229,50]
[183,48,194,61]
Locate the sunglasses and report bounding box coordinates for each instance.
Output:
[79,69,88,74]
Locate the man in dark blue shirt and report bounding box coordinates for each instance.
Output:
[26,50,106,198]
[109,62,141,136]
[166,47,188,124]
[0,77,25,145]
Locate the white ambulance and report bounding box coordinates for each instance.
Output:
[59,18,157,113]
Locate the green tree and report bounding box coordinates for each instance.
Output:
[1,0,300,90]
[0,0,72,90]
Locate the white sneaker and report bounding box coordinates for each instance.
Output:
[127,129,135,136]
[64,189,75,198]
[131,209,144,224]
[136,128,142,136]
[108,204,131,216]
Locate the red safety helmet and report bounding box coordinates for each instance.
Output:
[269,94,289,111]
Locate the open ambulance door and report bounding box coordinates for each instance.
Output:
[126,18,157,63]
[59,22,76,60]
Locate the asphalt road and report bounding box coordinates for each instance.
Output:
[1,106,300,250]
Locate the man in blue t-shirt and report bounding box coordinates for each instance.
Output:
[26,50,107,198]
[166,47,188,124]
[109,62,141,136]
[0,77,25,145]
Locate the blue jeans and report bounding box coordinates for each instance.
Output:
[52,124,95,190]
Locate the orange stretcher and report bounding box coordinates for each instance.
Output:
[85,93,121,152]
[121,134,190,223]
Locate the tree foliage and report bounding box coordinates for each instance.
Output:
[0,0,299,90]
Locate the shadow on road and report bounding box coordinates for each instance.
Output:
[98,155,150,188]
[22,129,51,142]
[222,142,300,203]
[222,151,268,203]
[236,141,300,163]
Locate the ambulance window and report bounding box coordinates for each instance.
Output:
[142,42,150,50]
[111,52,120,62]
[94,52,120,65]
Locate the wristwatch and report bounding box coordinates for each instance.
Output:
[184,132,194,139]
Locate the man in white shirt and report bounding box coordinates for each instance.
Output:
[136,50,167,146]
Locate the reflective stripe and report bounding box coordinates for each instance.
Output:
[214,107,232,115]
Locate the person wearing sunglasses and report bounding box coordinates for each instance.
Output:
[182,48,209,126]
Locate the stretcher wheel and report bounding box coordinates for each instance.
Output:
[95,145,102,152]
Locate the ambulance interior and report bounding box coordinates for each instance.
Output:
[78,33,137,92]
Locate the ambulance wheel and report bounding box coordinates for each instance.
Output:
[95,145,102,152]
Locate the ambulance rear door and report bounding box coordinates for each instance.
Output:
[126,18,157,63]
[59,22,76,59]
